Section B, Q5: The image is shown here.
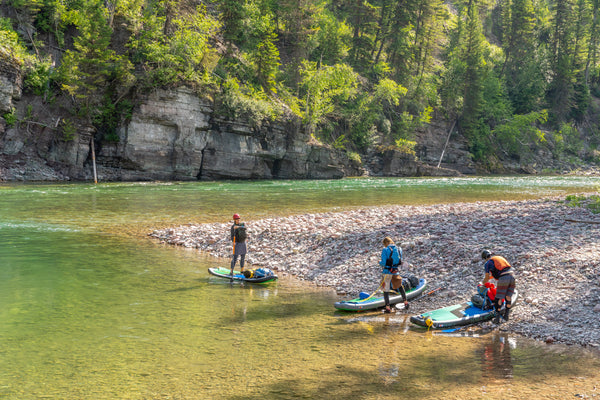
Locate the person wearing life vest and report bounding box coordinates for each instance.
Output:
[482,250,516,323]
[379,237,408,313]
[230,213,247,276]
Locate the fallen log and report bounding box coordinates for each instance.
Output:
[565,218,600,224]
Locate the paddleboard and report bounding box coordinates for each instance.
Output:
[208,267,278,283]
[410,290,518,329]
[334,278,427,311]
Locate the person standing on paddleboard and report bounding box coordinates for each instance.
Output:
[482,250,516,323]
[230,213,247,276]
[379,237,408,313]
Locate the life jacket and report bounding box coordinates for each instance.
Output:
[490,256,511,271]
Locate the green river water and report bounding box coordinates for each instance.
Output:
[1,176,599,399]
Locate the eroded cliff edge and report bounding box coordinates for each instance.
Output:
[1,79,462,181]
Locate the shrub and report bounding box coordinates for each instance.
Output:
[564,194,600,214]
[394,138,417,156]
[2,108,17,127]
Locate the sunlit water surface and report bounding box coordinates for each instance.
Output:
[1,177,599,399]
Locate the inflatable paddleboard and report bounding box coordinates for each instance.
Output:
[334,278,427,311]
[410,290,518,329]
[208,267,278,283]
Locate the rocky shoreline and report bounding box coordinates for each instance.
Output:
[150,195,600,348]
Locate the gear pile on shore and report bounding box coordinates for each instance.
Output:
[150,196,600,348]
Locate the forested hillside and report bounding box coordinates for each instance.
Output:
[1,0,600,172]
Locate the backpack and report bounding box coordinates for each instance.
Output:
[472,284,493,309]
[385,246,402,267]
[253,268,273,278]
[408,276,419,288]
[471,293,486,309]
[235,224,247,242]
[401,278,412,291]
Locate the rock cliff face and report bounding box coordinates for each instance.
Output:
[1,66,464,181]
[96,87,360,181]
[0,56,22,114]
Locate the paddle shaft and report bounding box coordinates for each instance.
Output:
[406,286,442,304]
[230,236,236,278]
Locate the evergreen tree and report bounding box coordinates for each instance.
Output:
[345,0,378,72]
[60,0,134,122]
[547,0,577,124]
[570,0,592,121]
[217,0,246,42]
[460,1,486,148]
[501,0,545,114]
[586,0,600,88]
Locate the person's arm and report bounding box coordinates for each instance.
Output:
[230,225,235,241]
[482,260,492,284]
[483,272,492,284]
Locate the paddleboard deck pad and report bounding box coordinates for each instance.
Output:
[410,290,518,329]
[208,267,278,283]
[334,278,427,311]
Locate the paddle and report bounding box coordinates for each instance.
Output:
[230,236,236,281]
[395,286,442,310]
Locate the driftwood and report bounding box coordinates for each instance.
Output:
[565,218,600,224]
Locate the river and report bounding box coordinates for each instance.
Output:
[1,177,599,399]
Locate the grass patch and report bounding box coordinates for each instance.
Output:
[564,194,600,214]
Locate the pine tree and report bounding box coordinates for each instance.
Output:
[460,1,486,144]
[547,0,577,124]
[501,0,545,114]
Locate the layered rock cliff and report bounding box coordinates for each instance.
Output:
[1,83,375,181]
[1,73,464,181]
[96,87,361,181]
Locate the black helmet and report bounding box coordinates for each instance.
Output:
[481,250,492,260]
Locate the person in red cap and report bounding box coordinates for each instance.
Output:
[230,213,248,276]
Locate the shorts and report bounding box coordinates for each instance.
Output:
[495,273,515,300]
[234,242,247,255]
[382,273,402,292]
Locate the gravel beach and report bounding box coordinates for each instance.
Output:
[150,195,600,348]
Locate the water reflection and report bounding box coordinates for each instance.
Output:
[479,333,515,381]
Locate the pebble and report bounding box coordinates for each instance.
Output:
[150,196,600,348]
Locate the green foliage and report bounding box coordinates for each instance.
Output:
[310,9,352,65]
[492,110,548,159]
[60,118,76,141]
[347,151,361,164]
[218,77,283,127]
[58,0,135,122]
[23,57,57,98]
[250,30,281,93]
[2,108,17,127]
[299,61,358,134]
[564,194,600,214]
[345,78,408,150]
[127,2,220,89]
[93,97,133,142]
[394,137,417,156]
[0,18,27,65]
[551,122,584,157]
[3,0,600,167]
